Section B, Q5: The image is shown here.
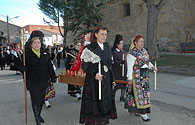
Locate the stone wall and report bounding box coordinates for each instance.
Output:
[0,20,21,44]
[101,0,195,52]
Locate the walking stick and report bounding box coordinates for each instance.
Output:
[21,29,27,125]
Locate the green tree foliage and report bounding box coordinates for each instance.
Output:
[69,0,105,38]
[38,0,105,43]
[38,0,72,44]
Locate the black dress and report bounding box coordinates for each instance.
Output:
[5,49,11,66]
[79,42,117,124]
[15,48,56,109]
[66,48,80,94]
[112,49,127,89]
[0,47,5,70]
[56,49,62,68]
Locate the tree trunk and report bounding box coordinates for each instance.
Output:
[63,21,68,44]
[87,21,90,30]
[146,5,160,59]
[57,8,64,40]
[143,0,167,59]
[85,0,90,31]
[63,6,68,44]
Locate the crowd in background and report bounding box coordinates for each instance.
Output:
[0,42,23,74]
[0,42,75,72]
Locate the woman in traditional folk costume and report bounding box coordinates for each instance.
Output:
[10,43,23,74]
[14,30,56,125]
[5,46,12,66]
[0,44,6,70]
[125,34,157,122]
[44,61,56,108]
[66,41,82,100]
[111,34,127,102]
[62,44,69,69]
[47,45,55,61]
[79,25,117,124]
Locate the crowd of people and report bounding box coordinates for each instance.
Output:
[0,42,22,74]
[1,25,158,125]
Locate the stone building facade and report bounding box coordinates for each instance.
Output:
[0,20,21,45]
[101,0,195,52]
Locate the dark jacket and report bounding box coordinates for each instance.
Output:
[65,48,79,70]
[79,42,117,124]
[62,46,69,58]
[46,48,55,60]
[112,49,127,81]
[15,49,56,89]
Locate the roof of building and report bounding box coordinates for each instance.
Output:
[24,25,63,34]
[40,28,60,37]
[0,20,21,28]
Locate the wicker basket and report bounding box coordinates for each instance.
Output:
[58,75,85,86]
[58,75,127,87]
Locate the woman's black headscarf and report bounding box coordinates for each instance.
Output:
[25,30,45,51]
[111,34,123,52]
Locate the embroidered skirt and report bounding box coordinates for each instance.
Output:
[45,82,56,100]
[124,68,151,114]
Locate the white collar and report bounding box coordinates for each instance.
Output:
[97,42,104,50]
[116,48,120,52]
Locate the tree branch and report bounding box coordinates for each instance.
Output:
[57,7,64,37]
[142,0,149,4]
[156,0,168,11]
[142,0,154,8]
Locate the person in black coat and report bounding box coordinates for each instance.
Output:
[62,44,69,69]
[56,46,62,68]
[5,46,12,66]
[111,34,127,102]
[79,25,117,124]
[47,45,55,61]
[0,44,6,70]
[14,30,56,125]
[65,41,81,99]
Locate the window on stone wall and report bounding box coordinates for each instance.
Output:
[124,3,130,17]
[138,3,143,15]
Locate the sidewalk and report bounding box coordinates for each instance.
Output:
[149,72,195,110]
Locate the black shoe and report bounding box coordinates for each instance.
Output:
[77,97,81,101]
[47,105,51,108]
[141,117,150,122]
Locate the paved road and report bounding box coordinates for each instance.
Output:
[0,67,195,125]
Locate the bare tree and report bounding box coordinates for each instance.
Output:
[143,0,168,59]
